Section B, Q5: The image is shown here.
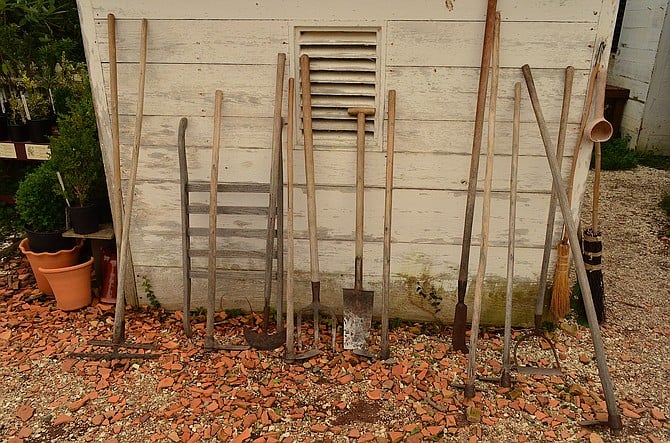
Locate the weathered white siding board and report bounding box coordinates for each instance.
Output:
[94,20,289,64]
[387,22,597,68]
[387,67,590,123]
[77,0,619,323]
[88,0,602,22]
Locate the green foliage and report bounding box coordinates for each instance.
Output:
[661,190,670,219]
[595,137,639,171]
[638,152,670,170]
[7,92,25,124]
[0,201,22,236]
[49,74,105,206]
[14,160,66,232]
[224,309,245,318]
[141,276,161,310]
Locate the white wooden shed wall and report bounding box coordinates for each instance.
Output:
[608,0,670,153]
[76,0,619,325]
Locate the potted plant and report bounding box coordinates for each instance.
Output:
[6,92,28,141]
[14,160,74,251]
[17,69,54,143]
[15,161,82,295]
[49,73,106,234]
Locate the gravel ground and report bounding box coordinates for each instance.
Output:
[0,165,668,443]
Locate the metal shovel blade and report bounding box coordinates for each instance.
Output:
[343,289,374,351]
[243,327,287,351]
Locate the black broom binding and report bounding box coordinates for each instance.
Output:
[582,141,605,324]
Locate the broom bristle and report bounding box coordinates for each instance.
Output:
[551,240,571,319]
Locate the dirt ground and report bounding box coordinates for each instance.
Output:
[0,165,668,443]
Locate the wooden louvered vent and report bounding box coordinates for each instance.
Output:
[298,29,380,147]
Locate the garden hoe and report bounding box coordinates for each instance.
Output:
[500,82,521,388]
[453,0,498,353]
[284,77,297,361]
[74,18,157,359]
[380,90,397,360]
[464,11,500,398]
[343,106,375,357]
[513,66,574,377]
[523,64,622,432]
[295,54,337,360]
[244,53,287,350]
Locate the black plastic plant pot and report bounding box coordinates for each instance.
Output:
[26,229,74,253]
[8,123,29,142]
[28,119,53,143]
[69,204,100,235]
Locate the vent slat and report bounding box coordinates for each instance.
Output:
[312,119,374,132]
[299,31,377,44]
[309,59,376,72]
[302,46,376,59]
[310,71,376,83]
[311,83,375,96]
[310,96,375,108]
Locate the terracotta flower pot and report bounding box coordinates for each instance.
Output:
[39,257,94,311]
[19,238,83,295]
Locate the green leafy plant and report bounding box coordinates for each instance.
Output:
[661,190,670,219]
[7,92,26,125]
[14,160,67,232]
[49,74,106,206]
[595,136,639,171]
[141,276,161,310]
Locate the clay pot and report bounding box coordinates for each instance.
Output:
[19,238,83,295]
[39,257,94,311]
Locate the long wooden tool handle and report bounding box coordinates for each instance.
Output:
[206,89,224,339]
[502,81,521,387]
[300,54,320,283]
[354,111,369,290]
[381,90,396,360]
[264,53,286,310]
[522,64,622,431]
[113,18,148,344]
[593,141,601,232]
[285,77,296,357]
[465,11,500,398]
[457,0,498,302]
[535,66,574,323]
[108,13,122,246]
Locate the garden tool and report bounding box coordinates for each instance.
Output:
[453,0,498,353]
[582,140,606,323]
[107,13,138,310]
[513,66,574,377]
[522,63,622,432]
[343,106,375,356]
[284,77,297,361]
[551,42,606,319]
[464,11,500,399]
[74,19,157,359]
[295,54,337,360]
[244,53,287,350]
[500,82,521,388]
[380,90,397,360]
[581,68,612,324]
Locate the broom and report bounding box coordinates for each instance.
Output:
[550,43,605,319]
[582,141,605,323]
